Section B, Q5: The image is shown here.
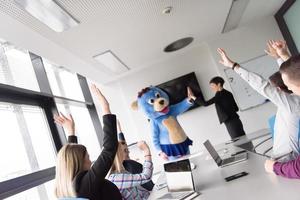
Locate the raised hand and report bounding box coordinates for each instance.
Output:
[217,48,235,68]
[271,40,290,61]
[264,40,279,59]
[187,87,196,101]
[54,113,75,135]
[91,84,111,115]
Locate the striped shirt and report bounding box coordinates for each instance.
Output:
[108,160,153,200]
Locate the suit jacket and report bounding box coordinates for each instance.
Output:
[194,89,239,124]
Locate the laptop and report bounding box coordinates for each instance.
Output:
[203,140,248,167]
[157,159,200,200]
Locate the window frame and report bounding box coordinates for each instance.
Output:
[275,0,299,56]
[0,51,103,199]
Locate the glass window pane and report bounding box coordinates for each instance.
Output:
[284,0,300,52]
[0,40,40,91]
[43,59,85,101]
[6,180,55,200]
[0,103,56,182]
[56,104,100,161]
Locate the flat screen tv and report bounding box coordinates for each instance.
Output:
[157,72,204,111]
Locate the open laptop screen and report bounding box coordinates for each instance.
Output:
[164,159,195,192]
[203,140,222,165]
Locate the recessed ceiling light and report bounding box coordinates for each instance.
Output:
[164,37,194,53]
[14,0,79,32]
[93,51,130,74]
[162,6,173,14]
[222,0,249,33]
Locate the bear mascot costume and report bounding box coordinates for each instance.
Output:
[132,86,194,160]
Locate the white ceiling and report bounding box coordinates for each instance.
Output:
[0,0,285,83]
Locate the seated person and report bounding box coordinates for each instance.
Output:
[265,157,300,179]
[108,141,153,200]
[117,120,155,191]
[54,85,122,200]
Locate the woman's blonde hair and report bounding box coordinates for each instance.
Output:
[54,144,87,198]
[110,142,126,174]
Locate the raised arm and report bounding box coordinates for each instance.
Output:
[217,48,300,112]
[108,141,153,189]
[188,86,215,106]
[272,40,291,62]
[54,113,77,143]
[169,87,194,116]
[86,84,118,182]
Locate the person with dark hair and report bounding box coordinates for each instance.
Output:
[269,71,292,94]
[188,76,246,139]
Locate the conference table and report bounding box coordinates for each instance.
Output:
[149,129,300,200]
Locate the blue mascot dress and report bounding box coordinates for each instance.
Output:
[133,86,193,159]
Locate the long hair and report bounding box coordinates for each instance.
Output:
[54,144,87,198]
[110,142,126,174]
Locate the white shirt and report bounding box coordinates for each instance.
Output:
[234,62,300,157]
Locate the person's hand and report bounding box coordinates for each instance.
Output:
[264,159,276,174]
[159,151,169,161]
[54,113,75,136]
[91,84,111,114]
[138,141,150,153]
[272,40,290,61]
[187,87,196,101]
[217,48,235,68]
[265,40,279,59]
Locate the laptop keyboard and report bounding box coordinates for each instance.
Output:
[157,191,194,200]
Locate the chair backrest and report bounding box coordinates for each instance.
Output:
[268,115,276,139]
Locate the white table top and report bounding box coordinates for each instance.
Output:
[149,130,300,200]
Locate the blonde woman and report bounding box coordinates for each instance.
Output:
[54,85,122,200]
[108,141,153,200]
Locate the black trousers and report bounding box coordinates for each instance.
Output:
[224,117,246,139]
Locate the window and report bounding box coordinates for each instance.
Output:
[0,38,102,199]
[283,0,300,52]
[43,59,85,101]
[0,40,40,91]
[6,180,55,200]
[0,103,56,182]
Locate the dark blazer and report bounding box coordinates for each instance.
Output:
[68,114,122,200]
[123,159,155,191]
[194,89,239,124]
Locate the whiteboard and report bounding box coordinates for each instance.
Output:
[224,54,279,111]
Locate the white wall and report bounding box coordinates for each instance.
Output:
[91,16,282,171]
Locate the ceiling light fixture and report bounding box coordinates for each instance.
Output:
[164,37,194,53]
[222,0,250,33]
[162,6,173,14]
[14,0,79,32]
[93,50,130,74]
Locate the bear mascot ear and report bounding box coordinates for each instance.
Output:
[131,101,138,110]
